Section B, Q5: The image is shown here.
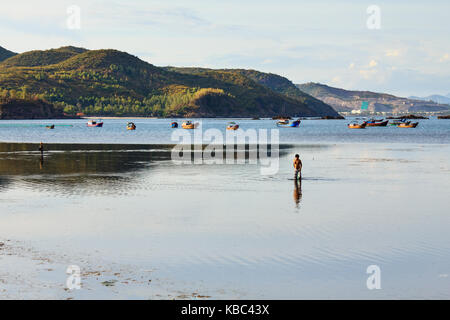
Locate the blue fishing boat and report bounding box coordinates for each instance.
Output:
[277,119,301,128]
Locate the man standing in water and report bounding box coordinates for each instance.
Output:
[293,154,302,180]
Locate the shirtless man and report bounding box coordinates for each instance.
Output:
[293,154,302,180]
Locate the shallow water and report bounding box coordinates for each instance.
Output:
[0,140,449,299]
[0,118,449,144]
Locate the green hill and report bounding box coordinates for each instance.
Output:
[0,98,65,119]
[0,46,340,118]
[0,46,88,68]
[166,67,339,117]
[0,46,17,62]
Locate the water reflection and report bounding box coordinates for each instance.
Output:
[0,142,293,193]
[293,179,303,209]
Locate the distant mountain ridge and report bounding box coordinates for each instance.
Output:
[408,94,450,105]
[298,82,450,113]
[0,46,17,62]
[0,45,340,118]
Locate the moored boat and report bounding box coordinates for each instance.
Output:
[277,119,290,125]
[182,121,199,129]
[227,122,239,130]
[348,121,367,129]
[398,122,419,128]
[366,120,388,127]
[277,119,301,128]
[389,119,410,126]
[87,120,104,127]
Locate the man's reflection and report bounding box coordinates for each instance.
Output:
[293,179,303,209]
[39,142,44,170]
[39,154,44,170]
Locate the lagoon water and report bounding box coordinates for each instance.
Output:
[0,118,449,299]
[0,118,449,144]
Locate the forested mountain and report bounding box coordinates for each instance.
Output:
[0,46,17,62]
[0,46,340,118]
[165,67,339,117]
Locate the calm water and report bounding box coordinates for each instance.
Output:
[0,119,450,299]
[0,118,449,144]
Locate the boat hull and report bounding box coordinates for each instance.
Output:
[366,120,388,127]
[398,122,419,128]
[348,122,367,129]
[182,123,199,129]
[277,120,301,128]
[87,123,103,127]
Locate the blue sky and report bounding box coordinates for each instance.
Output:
[1,0,449,97]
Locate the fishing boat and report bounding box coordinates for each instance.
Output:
[171,122,178,128]
[182,121,199,129]
[277,119,301,128]
[389,119,410,126]
[348,121,367,129]
[87,120,104,127]
[398,122,419,128]
[46,125,55,130]
[227,122,239,130]
[277,119,290,125]
[127,122,136,130]
[366,119,388,127]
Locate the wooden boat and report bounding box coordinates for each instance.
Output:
[182,121,199,129]
[398,122,419,128]
[171,122,178,128]
[277,120,301,128]
[46,125,55,130]
[227,122,239,130]
[389,120,410,126]
[127,122,136,130]
[348,122,367,129]
[87,120,104,127]
[277,119,290,125]
[366,120,388,127]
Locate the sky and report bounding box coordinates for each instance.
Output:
[1,0,449,97]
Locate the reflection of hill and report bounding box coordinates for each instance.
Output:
[0,143,174,176]
[0,143,175,195]
[0,176,10,190]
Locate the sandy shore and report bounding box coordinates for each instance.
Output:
[0,239,213,300]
